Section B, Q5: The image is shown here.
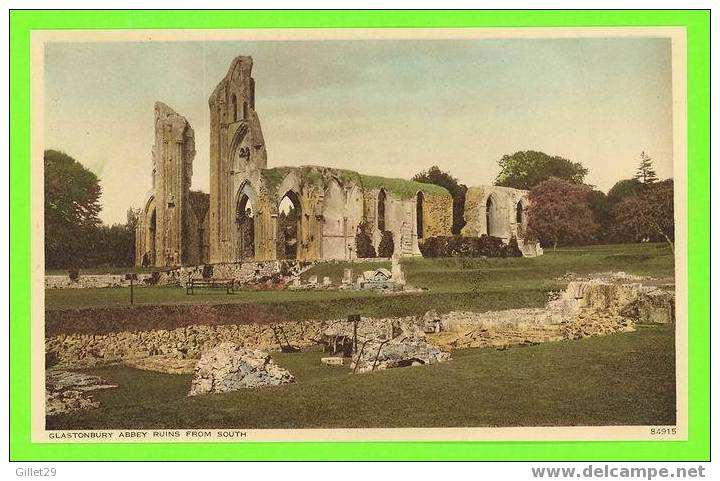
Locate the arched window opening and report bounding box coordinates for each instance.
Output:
[243,101,249,120]
[279,191,301,260]
[236,194,255,260]
[230,94,238,122]
[486,196,497,237]
[516,202,524,224]
[147,208,157,266]
[416,191,425,239]
[377,189,387,231]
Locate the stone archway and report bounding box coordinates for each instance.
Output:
[485,194,501,237]
[322,179,347,260]
[235,192,255,261]
[148,208,157,266]
[377,189,387,231]
[278,190,302,260]
[515,200,526,238]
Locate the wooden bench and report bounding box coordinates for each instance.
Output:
[186,278,235,295]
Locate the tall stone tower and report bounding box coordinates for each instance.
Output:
[136,102,196,267]
[208,55,267,262]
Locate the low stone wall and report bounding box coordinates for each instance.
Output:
[45,276,674,372]
[46,274,147,289]
[45,260,311,289]
[47,320,328,369]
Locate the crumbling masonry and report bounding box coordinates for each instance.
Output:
[137,56,535,267]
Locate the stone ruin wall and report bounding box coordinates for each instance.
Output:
[133,55,528,267]
[135,102,197,268]
[46,278,675,372]
[45,260,308,290]
[208,56,268,264]
[422,192,454,239]
[461,185,529,240]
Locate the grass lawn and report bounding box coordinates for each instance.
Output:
[45,244,674,323]
[47,325,675,429]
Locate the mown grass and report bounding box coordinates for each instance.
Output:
[45,243,674,318]
[47,325,675,429]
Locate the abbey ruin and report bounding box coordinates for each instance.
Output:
[136,56,535,267]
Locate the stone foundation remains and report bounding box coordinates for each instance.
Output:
[45,276,674,374]
[351,339,451,374]
[45,369,117,415]
[45,260,310,289]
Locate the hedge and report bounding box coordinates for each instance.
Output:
[419,235,523,258]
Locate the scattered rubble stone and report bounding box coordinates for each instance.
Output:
[45,369,117,416]
[351,338,451,373]
[188,343,294,396]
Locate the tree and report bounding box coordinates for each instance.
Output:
[44,150,102,269]
[412,166,467,235]
[634,151,658,184]
[525,178,599,250]
[607,178,643,204]
[613,179,674,252]
[125,207,140,233]
[586,189,612,242]
[90,221,136,267]
[494,151,588,190]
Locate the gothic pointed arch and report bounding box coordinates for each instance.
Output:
[485,193,501,237]
[235,182,258,260]
[278,189,302,260]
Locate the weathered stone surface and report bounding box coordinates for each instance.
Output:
[134,55,550,266]
[427,278,673,350]
[136,102,198,268]
[188,343,294,396]
[352,339,451,373]
[321,356,345,366]
[620,288,675,324]
[45,369,117,416]
[462,185,530,241]
[47,277,673,369]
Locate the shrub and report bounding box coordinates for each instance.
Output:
[144,271,161,286]
[418,235,518,258]
[378,230,395,258]
[202,264,214,279]
[355,221,376,258]
[68,269,80,282]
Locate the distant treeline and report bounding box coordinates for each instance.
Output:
[45,148,674,270]
[44,150,138,270]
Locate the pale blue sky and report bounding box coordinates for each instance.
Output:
[45,38,674,224]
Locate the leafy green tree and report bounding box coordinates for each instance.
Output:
[607,178,643,204]
[613,179,674,252]
[89,222,136,267]
[587,189,612,242]
[44,150,102,269]
[634,151,658,184]
[494,151,588,190]
[526,178,598,250]
[412,166,467,235]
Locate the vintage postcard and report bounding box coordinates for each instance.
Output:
[32,26,687,443]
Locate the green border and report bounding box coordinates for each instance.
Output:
[10,10,710,461]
